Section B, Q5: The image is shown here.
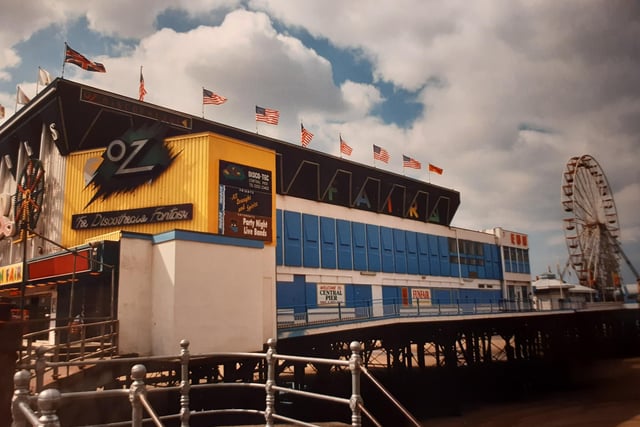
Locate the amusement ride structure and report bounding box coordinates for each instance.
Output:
[561,154,639,300]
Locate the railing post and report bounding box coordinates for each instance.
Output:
[417,298,421,316]
[80,323,86,363]
[179,339,190,427]
[52,329,60,380]
[99,323,105,359]
[35,346,47,393]
[338,303,342,321]
[37,388,61,427]
[348,341,363,427]
[11,370,31,427]
[129,364,147,427]
[264,338,276,427]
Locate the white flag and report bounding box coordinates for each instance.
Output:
[17,86,30,105]
[38,67,52,86]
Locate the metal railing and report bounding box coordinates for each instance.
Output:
[19,318,119,387]
[11,338,422,427]
[277,297,591,330]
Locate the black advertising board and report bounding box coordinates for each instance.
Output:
[218,160,272,241]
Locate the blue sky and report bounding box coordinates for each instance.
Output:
[1,1,639,284]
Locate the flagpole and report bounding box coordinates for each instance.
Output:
[201,87,205,119]
[62,42,67,79]
[14,87,18,114]
[36,67,40,95]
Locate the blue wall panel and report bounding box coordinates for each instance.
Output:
[438,236,450,277]
[366,225,381,272]
[476,261,486,279]
[492,246,502,279]
[431,288,457,305]
[350,284,372,317]
[302,214,320,268]
[283,211,302,266]
[393,229,407,274]
[320,217,337,269]
[417,233,430,275]
[380,227,395,273]
[382,286,399,309]
[406,231,419,274]
[352,222,367,271]
[276,275,307,311]
[276,209,283,266]
[459,288,502,303]
[428,235,440,275]
[484,244,494,278]
[337,219,353,270]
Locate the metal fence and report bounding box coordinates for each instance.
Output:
[11,339,422,427]
[277,297,590,329]
[19,318,119,387]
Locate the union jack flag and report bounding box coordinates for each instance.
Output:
[64,44,106,73]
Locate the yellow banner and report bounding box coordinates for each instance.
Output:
[0,262,23,286]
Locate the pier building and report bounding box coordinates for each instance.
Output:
[0,78,532,355]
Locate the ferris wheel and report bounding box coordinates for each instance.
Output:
[561,154,622,295]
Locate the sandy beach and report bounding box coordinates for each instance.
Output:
[424,357,640,427]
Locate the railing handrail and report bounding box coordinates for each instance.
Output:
[12,338,421,427]
[277,296,606,332]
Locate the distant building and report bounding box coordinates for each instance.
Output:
[532,272,596,309]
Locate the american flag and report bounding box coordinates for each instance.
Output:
[340,135,353,155]
[64,44,106,73]
[139,68,147,101]
[301,123,313,147]
[428,163,443,175]
[255,106,279,125]
[203,88,227,105]
[373,145,390,163]
[402,155,421,169]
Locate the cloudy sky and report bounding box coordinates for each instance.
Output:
[1,1,639,283]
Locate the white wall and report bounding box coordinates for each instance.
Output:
[117,237,154,355]
[118,234,276,356]
[170,239,275,354]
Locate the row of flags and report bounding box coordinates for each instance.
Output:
[374,145,443,174]
[2,43,444,176]
[198,89,442,174]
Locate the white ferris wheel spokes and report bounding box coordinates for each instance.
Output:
[561,154,621,296]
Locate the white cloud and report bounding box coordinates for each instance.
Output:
[1,1,639,279]
[339,81,383,118]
